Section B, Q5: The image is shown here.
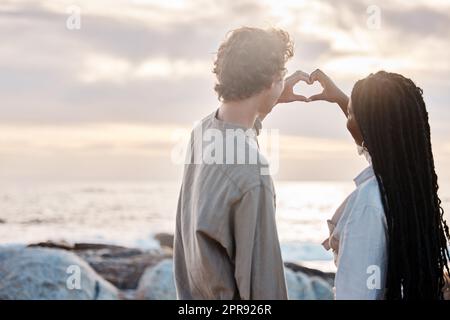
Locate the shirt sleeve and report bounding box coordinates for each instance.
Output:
[232,185,288,300]
[335,205,388,300]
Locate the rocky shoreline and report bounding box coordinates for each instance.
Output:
[0,233,335,300]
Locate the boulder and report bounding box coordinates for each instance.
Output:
[0,246,119,300]
[285,267,334,300]
[29,241,172,290]
[284,262,335,286]
[154,233,174,249]
[74,246,169,290]
[134,259,333,300]
[28,240,73,251]
[135,259,176,300]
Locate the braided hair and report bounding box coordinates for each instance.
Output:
[351,71,450,299]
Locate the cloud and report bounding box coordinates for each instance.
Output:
[77,54,212,83]
[1,0,450,181]
[1,0,449,128]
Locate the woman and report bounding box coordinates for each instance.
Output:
[311,69,450,299]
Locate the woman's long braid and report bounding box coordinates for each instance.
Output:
[351,71,450,299]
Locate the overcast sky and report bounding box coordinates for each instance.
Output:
[1,0,449,182]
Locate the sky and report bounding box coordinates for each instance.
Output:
[1,0,450,182]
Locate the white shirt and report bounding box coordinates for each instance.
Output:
[323,166,388,300]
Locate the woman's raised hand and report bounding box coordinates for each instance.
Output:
[308,69,347,104]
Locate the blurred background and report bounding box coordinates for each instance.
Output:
[1,0,449,272]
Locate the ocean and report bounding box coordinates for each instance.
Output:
[1,180,449,272]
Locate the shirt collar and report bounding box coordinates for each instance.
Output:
[212,109,262,136]
[253,117,262,136]
[353,165,375,186]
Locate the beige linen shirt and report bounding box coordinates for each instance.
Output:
[174,110,288,300]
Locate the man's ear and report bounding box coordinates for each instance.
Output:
[267,80,276,90]
[270,75,282,88]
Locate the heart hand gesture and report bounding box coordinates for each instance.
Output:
[308,69,347,105]
[277,69,348,107]
[277,70,312,103]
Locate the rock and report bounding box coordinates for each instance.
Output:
[284,267,334,300]
[0,246,119,300]
[309,276,334,300]
[29,240,74,251]
[74,243,134,252]
[154,233,174,249]
[135,259,176,300]
[284,262,335,286]
[0,218,6,224]
[23,241,335,300]
[30,241,171,290]
[76,247,170,290]
[29,242,172,290]
[134,259,333,300]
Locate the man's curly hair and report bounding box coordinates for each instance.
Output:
[213,27,294,102]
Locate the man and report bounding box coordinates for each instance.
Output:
[174,27,310,299]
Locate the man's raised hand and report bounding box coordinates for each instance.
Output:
[277,70,311,104]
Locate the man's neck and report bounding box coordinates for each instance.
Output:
[217,97,264,129]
